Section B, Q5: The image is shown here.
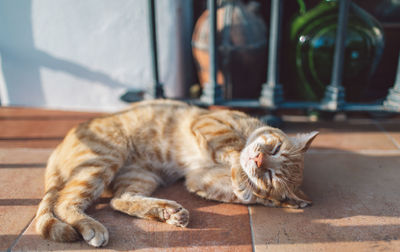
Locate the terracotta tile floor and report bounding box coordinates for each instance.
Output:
[1,107,400,251]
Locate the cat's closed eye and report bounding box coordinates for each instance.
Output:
[271,143,281,155]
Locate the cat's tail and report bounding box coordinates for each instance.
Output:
[35,188,79,242]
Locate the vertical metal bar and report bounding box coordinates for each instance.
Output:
[330,0,350,88]
[148,0,164,98]
[209,0,217,91]
[395,54,400,89]
[201,0,223,105]
[259,0,283,107]
[321,0,350,110]
[267,0,281,86]
[384,53,400,111]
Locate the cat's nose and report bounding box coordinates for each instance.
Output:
[250,153,264,168]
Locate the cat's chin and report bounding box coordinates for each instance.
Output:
[241,165,271,192]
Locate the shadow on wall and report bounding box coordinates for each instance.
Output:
[0,0,43,106]
[4,48,135,88]
[0,0,139,107]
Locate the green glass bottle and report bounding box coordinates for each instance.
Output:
[288,0,385,102]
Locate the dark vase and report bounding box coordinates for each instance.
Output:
[287,0,385,102]
[192,0,267,99]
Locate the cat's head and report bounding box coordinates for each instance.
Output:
[240,127,318,207]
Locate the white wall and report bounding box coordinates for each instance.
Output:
[0,0,193,111]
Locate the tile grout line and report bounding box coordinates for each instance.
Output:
[7,216,35,252]
[373,121,400,150]
[248,206,256,252]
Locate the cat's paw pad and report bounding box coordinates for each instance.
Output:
[77,220,109,247]
[163,205,189,227]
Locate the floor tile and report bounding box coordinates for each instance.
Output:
[3,107,400,252]
[250,151,400,252]
[281,120,398,151]
[0,149,49,251]
[13,182,253,252]
[0,148,52,165]
[0,206,36,251]
[0,108,102,148]
[376,120,400,149]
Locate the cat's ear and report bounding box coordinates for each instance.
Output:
[284,188,312,208]
[293,131,319,152]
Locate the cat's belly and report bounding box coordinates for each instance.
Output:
[159,162,185,185]
[145,161,185,186]
[129,155,186,186]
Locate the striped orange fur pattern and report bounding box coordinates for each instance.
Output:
[35,99,318,247]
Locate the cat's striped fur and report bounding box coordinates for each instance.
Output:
[35,99,318,247]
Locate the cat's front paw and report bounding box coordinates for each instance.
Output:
[162,203,189,227]
[257,197,312,209]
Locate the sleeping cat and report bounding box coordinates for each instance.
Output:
[35,99,318,247]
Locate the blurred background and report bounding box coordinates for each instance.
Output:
[0,0,399,112]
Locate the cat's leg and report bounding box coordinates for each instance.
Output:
[185,146,258,204]
[255,190,311,209]
[110,165,189,227]
[185,163,254,204]
[54,165,115,247]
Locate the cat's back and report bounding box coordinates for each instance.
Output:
[46,100,204,180]
[192,108,264,141]
[124,99,201,120]
[117,99,206,133]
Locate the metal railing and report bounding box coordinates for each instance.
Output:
[146,0,400,113]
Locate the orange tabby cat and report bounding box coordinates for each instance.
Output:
[35,99,318,247]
